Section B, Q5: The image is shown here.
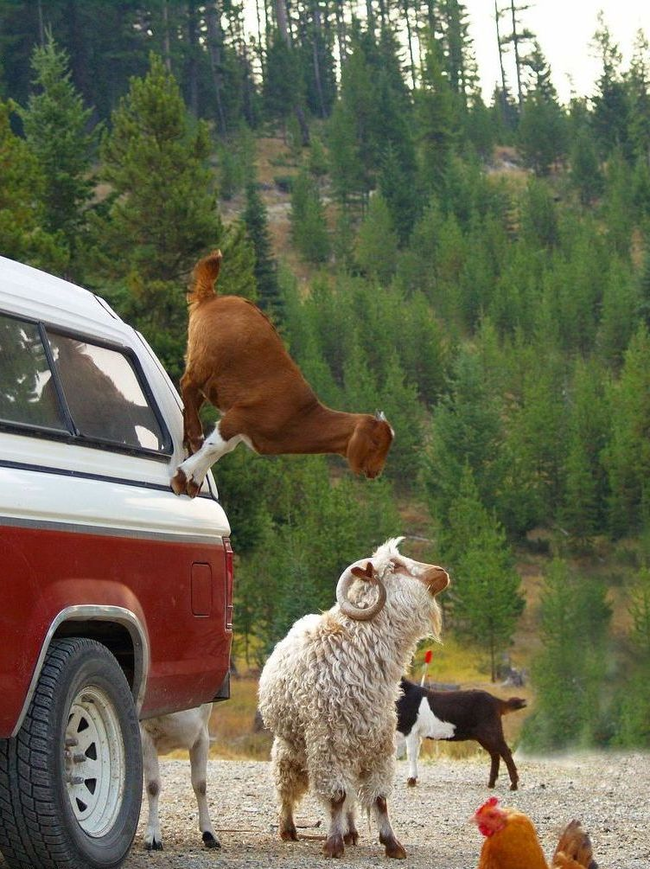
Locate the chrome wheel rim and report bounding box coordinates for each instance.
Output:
[64,685,125,837]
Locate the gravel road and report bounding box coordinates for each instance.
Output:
[124,752,649,869]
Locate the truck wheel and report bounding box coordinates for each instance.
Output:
[0,637,142,869]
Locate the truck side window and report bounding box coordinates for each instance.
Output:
[48,333,166,451]
[0,313,67,431]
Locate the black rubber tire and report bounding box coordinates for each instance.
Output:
[0,638,142,869]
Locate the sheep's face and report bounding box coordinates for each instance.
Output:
[347,415,394,479]
[337,538,449,634]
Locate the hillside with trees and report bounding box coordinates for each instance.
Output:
[1,0,650,751]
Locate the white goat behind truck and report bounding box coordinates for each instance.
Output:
[140,704,220,851]
[258,538,450,860]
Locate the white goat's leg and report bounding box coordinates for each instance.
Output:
[189,727,220,849]
[271,737,308,842]
[373,796,406,860]
[141,727,163,851]
[405,732,421,787]
[171,421,250,497]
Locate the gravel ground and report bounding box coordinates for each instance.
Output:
[124,752,649,869]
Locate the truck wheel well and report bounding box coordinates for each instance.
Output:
[53,620,136,693]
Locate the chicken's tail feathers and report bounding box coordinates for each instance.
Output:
[189,250,223,303]
[552,819,597,869]
[499,697,527,716]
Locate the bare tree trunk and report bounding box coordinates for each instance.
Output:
[312,1,327,117]
[274,0,311,144]
[494,1,509,115]
[186,1,199,117]
[403,0,417,89]
[205,2,228,135]
[161,0,172,71]
[510,0,523,107]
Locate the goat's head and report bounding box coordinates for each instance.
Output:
[346,412,394,479]
[336,537,449,634]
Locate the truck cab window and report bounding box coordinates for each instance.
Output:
[48,333,165,451]
[0,313,67,431]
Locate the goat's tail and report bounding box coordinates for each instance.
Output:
[189,250,222,303]
[499,697,527,717]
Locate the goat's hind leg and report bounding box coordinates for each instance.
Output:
[180,373,206,455]
[141,727,163,850]
[479,738,501,789]
[271,738,308,842]
[189,720,220,848]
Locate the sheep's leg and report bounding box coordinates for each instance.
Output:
[171,418,250,497]
[180,373,206,455]
[189,728,220,849]
[271,738,308,842]
[405,732,420,787]
[374,796,406,859]
[141,728,163,850]
[344,801,359,846]
[323,793,347,858]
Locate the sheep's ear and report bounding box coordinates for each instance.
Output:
[351,562,375,581]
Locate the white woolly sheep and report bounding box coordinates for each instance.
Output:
[257,538,449,860]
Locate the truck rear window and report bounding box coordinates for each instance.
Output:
[0,312,169,455]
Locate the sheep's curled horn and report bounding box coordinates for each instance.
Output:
[336,561,387,620]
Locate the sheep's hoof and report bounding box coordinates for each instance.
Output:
[280,826,298,842]
[202,831,221,849]
[407,777,417,787]
[144,839,163,851]
[382,837,407,859]
[170,469,187,496]
[344,830,359,846]
[323,835,345,858]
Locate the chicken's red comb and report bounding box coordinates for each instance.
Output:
[424,650,433,664]
[475,796,499,817]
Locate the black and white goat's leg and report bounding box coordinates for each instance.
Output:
[141,727,163,850]
[405,731,421,787]
[189,727,220,848]
[271,737,309,842]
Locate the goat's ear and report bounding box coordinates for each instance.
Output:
[351,562,375,581]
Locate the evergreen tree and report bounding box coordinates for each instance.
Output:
[95,53,254,380]
[290,170,330,263]
[242,178,281,318]
[522,558,612,749]
[516,43,567,176]
[442,465,524,681]
[569,127,604,205]
[415,38,456,197]
[355,193,399,284]
[19,33,96,271]
[0,97,64,271]
[591,14,631,159]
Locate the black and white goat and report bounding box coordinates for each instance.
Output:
[395,678,526,790]
[140,704,220,850]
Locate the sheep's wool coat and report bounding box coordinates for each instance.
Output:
[258,538,443,810]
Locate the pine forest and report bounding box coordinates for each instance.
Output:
[1,0,650,753]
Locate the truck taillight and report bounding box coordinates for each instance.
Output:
[224,538,234,631]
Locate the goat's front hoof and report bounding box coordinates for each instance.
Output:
[171,468,187,495]
[280,826,298,842]
[323,835,345,858]
[407,777,417,787]
[381,836,407,859]
[202,831,221,849]
[144,839,163,851]
[186,476,201,498]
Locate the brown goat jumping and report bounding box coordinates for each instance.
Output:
[171,251,394,497]
[396,678,527,790]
